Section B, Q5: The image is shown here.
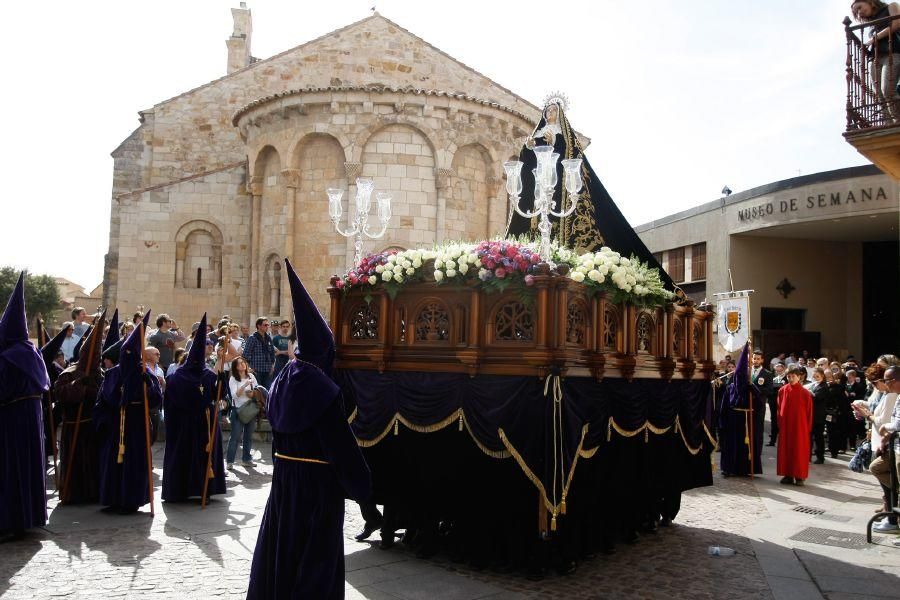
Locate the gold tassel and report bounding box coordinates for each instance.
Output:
[560,499,567,515]
[644,428,649,443]
[116,406,126,464]
[393,419,399,436]
[550,513,557,532]
[458,410,464,432]
[208,464,215,479]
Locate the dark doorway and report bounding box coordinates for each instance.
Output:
[863,241,899,363]
[761,308,805,331]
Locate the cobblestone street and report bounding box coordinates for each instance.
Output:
[2,439,899,599]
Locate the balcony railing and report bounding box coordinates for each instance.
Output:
[844,14,900,132]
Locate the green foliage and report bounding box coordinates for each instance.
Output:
[0,267,61,323]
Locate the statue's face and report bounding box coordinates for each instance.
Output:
[545,104,559,124]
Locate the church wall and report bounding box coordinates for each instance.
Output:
[450,144,493,240]
[361,124,438,250]
[144,16,535,186]
[107,15,540,323]
[112,165,251,324]
[292,134,349,313]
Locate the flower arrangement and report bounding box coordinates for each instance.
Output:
[335,239,672,307]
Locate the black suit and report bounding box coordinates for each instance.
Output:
[751,367,776,444]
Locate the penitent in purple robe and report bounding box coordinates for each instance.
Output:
[247,258,371,600]
[162,313,226,502]
[95,367,162,510]
[0,273,50,533]
[719,345,764,476]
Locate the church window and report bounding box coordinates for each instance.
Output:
[175,220,223,290]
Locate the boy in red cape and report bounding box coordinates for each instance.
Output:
[777,365,813,485]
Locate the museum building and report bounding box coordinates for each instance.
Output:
[636,164,899,363]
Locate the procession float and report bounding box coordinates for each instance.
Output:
[328,94,716,573]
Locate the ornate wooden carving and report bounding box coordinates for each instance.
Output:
[329,276,714,380]
[636,312,654,354]
[692,321,703,360]
[494,301,534,341]
[566,300,587,346]
[349,303,379,340]
[602,304,619,351]
[415,301,450,341]
[672,319,682,357]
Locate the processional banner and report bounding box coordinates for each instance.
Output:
[716,296,749,352]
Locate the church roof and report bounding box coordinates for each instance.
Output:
[232,84,532,126]
[153,13,539,116]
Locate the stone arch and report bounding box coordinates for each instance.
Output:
[292,133,348,313]
[360,123,438,252]
[174,220,223,289]
[288,127,351,167]
[450,143,493,240]
[352,120,440,165]
[263,253,282,317]
[251,144,283,181]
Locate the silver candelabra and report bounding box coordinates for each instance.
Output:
[504,146,583,264]
[327,178,392,265]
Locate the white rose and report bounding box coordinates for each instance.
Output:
[382,272,393,282]
[387,255,397,264]
[458,263,469,274]
[620,257,631,266]
[571,271,585,283]
[434,270,444,282]
[435,259,444,269]
[403,260,412,269]
[582,259,595,270]
[445,260,456,270]
[412,258,422,268]
[383,263,394,273]
[599,265,609,276]
[375,265,385,273]
[588,269,601,282]
[597,274,605,283]
[406,267,415,276]
[446,268,457,278]
[394,274,404,284]
[368,275,377,285]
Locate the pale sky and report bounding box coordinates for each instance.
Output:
[0,0,864,290]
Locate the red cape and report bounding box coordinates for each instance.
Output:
[777,383,813,479]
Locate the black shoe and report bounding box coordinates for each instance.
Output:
[659,517,672,527]
[379,534,395,550]
[722,471,731,478]
[813,458,825,464]
[780,476,794,484]
[766,441,776,447]
[526,565,546,581]
[354,521,382,542]
[117,506,138,515]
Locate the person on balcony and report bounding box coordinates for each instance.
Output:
[852,0,900,123]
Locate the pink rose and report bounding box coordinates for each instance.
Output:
[525,274,535,286]
[495,267,507,279]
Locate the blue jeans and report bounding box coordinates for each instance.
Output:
[226,409,256,463]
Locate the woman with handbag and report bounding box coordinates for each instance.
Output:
[227,357,260,470]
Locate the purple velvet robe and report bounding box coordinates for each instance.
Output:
[0,341,50,532]
[247,360,371,600]
[94,366,162,509]
[162,367,226,501]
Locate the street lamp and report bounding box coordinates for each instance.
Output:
[504,146,583,264]
[327,178,392,265]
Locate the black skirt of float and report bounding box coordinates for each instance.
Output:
[338,370,713,568]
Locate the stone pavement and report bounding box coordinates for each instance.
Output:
[1,436,899,599]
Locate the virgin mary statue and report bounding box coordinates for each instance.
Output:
[506,95,675,290]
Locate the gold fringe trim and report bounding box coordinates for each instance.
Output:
[347,407,358,424]
[585,415,712,458]
[499,428,555,513]
[397,410,461,434]
[461,412,511,459]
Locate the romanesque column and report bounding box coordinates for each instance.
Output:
[282,168,302,319]
[434,167,453,243]
[248,175,264,322]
